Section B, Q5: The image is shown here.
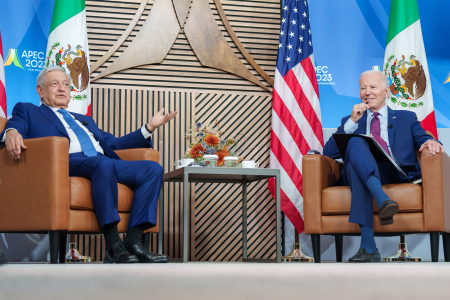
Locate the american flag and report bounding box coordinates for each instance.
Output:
[268,0,323,234]
[0,31,6,118]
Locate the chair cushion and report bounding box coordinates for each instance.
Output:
[69,177,134,213]
[321,183,423,215]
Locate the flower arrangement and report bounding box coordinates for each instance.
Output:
[184,121,238,166]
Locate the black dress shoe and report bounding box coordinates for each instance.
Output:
[126,243,170,263]
[104,241,139,264]
[379,200,399,225]
[348,248,381,262]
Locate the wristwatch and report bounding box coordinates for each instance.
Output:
[145,124,153,135]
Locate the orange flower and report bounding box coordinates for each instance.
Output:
[204,134,220,147]
[217,149,229,167]
[190,144,204,159]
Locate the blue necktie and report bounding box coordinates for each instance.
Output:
[58,108,97,157]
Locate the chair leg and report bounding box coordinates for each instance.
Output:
[59,232,68,264]
[335,234,343,262]
[443,233,450,262]
[49,231,60,264]
[430,232,440,262]
[311,234,321,263]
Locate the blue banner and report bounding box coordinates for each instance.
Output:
[0,0,55,116]
[309,0,450,128]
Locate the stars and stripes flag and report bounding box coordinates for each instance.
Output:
[268,0,324,234]
[0,30,7,119]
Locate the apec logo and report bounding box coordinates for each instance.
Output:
[4,49,45,72]
[315,65,335,85]
[22,50,45,71]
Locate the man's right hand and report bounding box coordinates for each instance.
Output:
[350,102,370,123]
[5,129,27,160]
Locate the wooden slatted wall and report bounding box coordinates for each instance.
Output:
[79,0,280,261]
[87,0,279,92]
[194,93,275,261]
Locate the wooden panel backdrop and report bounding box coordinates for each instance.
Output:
[76,0,280,261]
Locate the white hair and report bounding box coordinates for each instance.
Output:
[36,66,71,88]
[360,70,389,88]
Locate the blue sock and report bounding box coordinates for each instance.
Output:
[366,175,389,208]
[360,225,377,253]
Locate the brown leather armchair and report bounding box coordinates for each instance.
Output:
[0,117,160,263]
[303,150,450,262]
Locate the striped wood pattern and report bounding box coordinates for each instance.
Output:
[76,0,280,261]
[86,0,280,93]
[194,92,275,261]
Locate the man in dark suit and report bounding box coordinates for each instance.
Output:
[323,70,444,262]
[0,66,177,263]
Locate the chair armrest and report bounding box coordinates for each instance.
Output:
[302,154,342,234]
[0,136,70,231]
[114,148,159,162]
[421,150,450,232]
[0,117,6,132]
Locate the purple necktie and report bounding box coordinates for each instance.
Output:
[370,112,390,156]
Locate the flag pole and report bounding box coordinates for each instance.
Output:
[282,228,314,262]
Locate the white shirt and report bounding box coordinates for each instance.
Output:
[2,103,153,154]
[343,104,392,156]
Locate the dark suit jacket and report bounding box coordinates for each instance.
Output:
[323,106,434,179]
[0,102,152,158]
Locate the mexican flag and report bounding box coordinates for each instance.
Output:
[383,0,437,139]
[0,30,6,119]
[45,0,91,116]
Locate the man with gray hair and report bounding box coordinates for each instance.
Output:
[323,70,443,262]
[1,66,177,263]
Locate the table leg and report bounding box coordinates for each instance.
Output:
[242,181,248,260]
[276,173,281,263]
[183,172,189,262]
[158,184,164,254]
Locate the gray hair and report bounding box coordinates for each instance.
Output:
[360,70,389,88]
[36,66,71,88]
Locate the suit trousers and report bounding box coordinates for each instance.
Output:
[68,153,164,229]
[342,137,402,228]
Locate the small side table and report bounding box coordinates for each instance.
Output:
[158,167,281,262]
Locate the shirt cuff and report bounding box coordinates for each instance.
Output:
[343,118,358,133]
[141,125,153,139]
[1,128,16,143]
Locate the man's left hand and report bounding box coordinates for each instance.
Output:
[419,139,444,155]
[146,108,178,132]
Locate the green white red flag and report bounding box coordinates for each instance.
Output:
[45,0,91,116]
[384,0,438,138]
